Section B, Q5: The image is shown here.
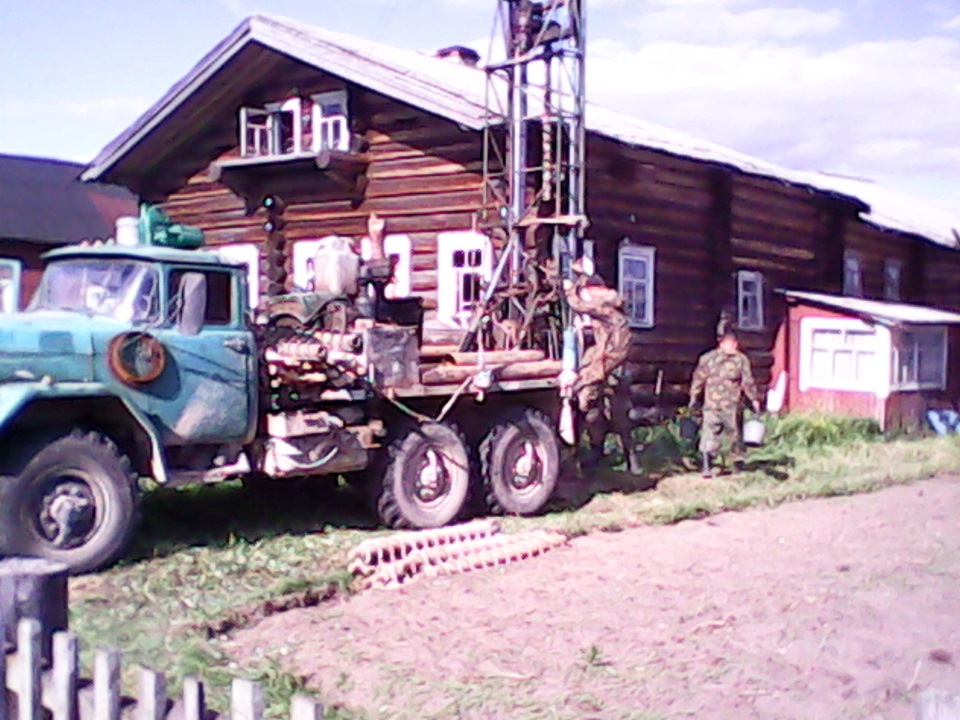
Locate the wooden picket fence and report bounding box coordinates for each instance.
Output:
[0,557,325,720]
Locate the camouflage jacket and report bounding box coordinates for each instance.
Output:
[689,348,760,412]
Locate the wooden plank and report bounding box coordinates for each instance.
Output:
[50,632,79,720]
[444,349,546,366]
[94,649,121,720]
[290,696,324,720]
[231,680,264,720]
[139,669,166,720]
[182,677,205,720]
[421,359,561,385]
[16,619,41,720]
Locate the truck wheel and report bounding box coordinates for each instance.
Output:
[480,407,560,516]
[0,431,139,574]
[376,422,470,529]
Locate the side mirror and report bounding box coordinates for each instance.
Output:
[178,272,207,336]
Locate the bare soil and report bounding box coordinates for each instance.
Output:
[227,476,960,719]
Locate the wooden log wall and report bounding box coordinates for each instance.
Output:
[921,242,960,311]
[843,220,917,301]
[585,136,716,405]
[584,135,856,407]
[729,175,848,390]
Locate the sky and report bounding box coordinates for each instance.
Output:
[2,0,959,211]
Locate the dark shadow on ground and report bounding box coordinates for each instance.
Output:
[125,477,376,563]
[551,440,797,511]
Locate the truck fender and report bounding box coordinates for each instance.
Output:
[0,382,169,485]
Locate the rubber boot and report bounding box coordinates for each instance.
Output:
[701,452,714,478]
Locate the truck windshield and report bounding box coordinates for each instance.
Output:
[28,258,160,323]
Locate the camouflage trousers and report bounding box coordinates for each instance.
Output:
[699,407,742,456]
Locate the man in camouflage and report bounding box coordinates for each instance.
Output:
[562,259,636,470]
[688,329,761,477]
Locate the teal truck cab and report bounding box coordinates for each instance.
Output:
[0,207,563,573]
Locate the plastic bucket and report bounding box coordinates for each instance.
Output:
[743,417,766,446]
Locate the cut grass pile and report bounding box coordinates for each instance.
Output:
[68,418,960,718]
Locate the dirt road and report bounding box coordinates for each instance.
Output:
[228,476,960,719]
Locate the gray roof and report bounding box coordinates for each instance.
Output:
[83,13,960,249]
[782,290,960,326]
[1,154,135,245]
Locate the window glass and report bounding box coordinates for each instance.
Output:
[884,260,902,301]
[168,269,233,327]
[897,329,946,389]
[29,258,158,323]
[437,231,491,326]
[737,270,764,330]
[618,243,655,328]
[806,327,876,387]
[843,252,863,296]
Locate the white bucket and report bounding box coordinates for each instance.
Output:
[743,417,766,446]
[115,216,140,246]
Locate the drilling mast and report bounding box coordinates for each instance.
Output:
[464,0,587,353]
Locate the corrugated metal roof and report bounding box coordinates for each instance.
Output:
[782,290,960,325]
[83,13,960,250]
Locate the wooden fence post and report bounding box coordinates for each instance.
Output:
[0,559,69,662]
[93,649,121,720]
[50,631,79,720]
[290,695,324,720]
[230,680,263,720]
[182,677,205,720]
[139,669,166,720]
[16,619,42,720]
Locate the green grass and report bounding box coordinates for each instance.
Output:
[68,418,960,719]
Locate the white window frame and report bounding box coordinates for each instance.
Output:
[217,243,260,310]
[799,316,891,397]
[361,233,412,299]
[436,231,492,327]
[843,251,863,297]
[884,259,902,301]
[617,241,655,329]
[892,326,947,391]
[292,238,333,292]
[0,258,22,314]
[239,107,269,158]
[240,97,303,158]
[311,90,350,152]
[737,270,764,331]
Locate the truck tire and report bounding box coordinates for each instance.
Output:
[480,407,560,516]
[0,431,140,574]
[375,422,470,529]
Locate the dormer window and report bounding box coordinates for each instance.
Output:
[239,90,349,158]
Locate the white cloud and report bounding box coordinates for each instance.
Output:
[583,17,960,209]
[631,5,844,43]
[944,15,960,30]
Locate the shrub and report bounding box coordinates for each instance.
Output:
[764,412,882,449]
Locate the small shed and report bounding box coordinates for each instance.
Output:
[768,290,960,431]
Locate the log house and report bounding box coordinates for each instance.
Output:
[82,14,960,414]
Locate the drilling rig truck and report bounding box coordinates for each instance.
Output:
[0,0,591,573]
